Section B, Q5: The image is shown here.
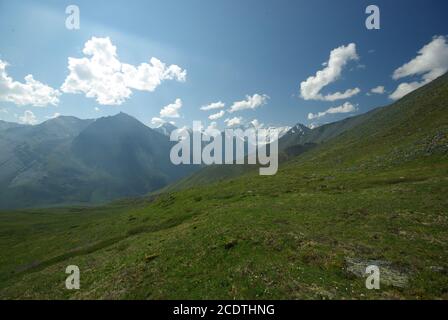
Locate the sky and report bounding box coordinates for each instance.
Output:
[0,0,447,130]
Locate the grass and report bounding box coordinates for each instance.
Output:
[0,154,447,299]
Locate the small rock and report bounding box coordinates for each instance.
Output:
[345,257,409,288]
[224,239,238,250]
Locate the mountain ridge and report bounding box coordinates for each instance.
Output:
[0,112,197,209]
[164,73,448,191]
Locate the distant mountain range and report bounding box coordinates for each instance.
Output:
[0,113,294,209]
[166,73,448,191]
[2,74,447,209]
[0,113,197,209]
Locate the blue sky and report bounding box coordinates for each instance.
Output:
[0,0,447,129]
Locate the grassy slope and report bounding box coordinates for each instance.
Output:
[0,75,447,299]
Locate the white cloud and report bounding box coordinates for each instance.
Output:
[94,107,100,112]
[300,43,360,101]
[46,112,61,119]
[308,102,358,120]
[389,82,423,100]
[151,117,165,127]
[208,110,225,120]
[319,88,360,101]
[61,37,186,105]
[19,110,38,125]
[0,107,8,114]
[229,94,269,113]
[0,59,60,107]
[160,98,182,118]
[390,36,448,100]
[200,101,225,111]
[204,121,221,136]
[224,116,243,127]
[370,86,385,94]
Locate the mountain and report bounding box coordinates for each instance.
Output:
[278,123,311,145]
[0,120,24,132]
[164,73,448,191]
[160,123,289,190]
[278,111,377,151]
[71,113,194,197]
[0,113,197,209]
[0,116,95,208]
[166,120,354,191]
[154,122,177,136]
[1,73,446,299]
[164,123,314,191]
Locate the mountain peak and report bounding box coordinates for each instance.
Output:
[287,123,310,135]
[44,115,84,124]
[95,112,146,128]
[111,112,135,120]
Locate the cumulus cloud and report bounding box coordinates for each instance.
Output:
[19,110,38,125]
[390,36,448,100]
[46,112,61,119]
[229,94,269,113]
[208,110,225,120]
[0,59,60,107]
[151,117,165,127]
[300,43,360,101]
[160,98,182,118]
[224,116,243,127]
[370,86,385,94]
[61,37,186,105]
[308,102,357,120]
[200,101,225,111]
[204,121,221,136]
[389,82,423,100]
